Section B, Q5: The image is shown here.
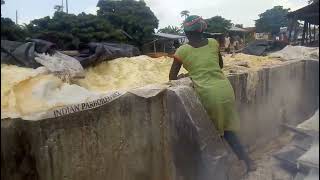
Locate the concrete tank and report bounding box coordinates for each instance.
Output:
[1,60,318,180]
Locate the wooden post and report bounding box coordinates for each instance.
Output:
[163,41,166,53]
[15,10,18,24]
[308,23,311,44]
[314,25,316,42]
[153,40,157,53]
[302,21,307,45]
[293,21,298,42]
[66,0,68,14]
[306,22,309,44]
[288,18,293,43]
[61,0,64,12]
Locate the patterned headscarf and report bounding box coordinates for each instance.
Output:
[183,15,207,32]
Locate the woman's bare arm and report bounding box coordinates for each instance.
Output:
[169,59,182,80]
[219,52,223,69]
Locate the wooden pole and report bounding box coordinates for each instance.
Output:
[293,21,298,42]
[313,25,316,42]
[288,19,293,43]
[302,21,307,45]
[153,40,156,53]
[61,0,64,12]
[66,0,68,14]
[15,10,18,24]
[306,22,309,44]
[308,23,311,44]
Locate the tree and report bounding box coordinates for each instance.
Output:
[1,17,28,41]
[308,0,319,4]
[97,0,159,47]
[158,26,182,35]
[255,6,290,34]
[235,24,243,28]
[54,5,63,12]
[180,10,190,20]
[1,0,28,41]
[205,16,232,33]
[26,12,126,49]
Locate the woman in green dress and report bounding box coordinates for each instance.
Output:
[169,15,256,172]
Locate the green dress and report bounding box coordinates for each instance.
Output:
[174,38,240,135]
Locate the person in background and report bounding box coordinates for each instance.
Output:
[230,36,236,57]
[224,34,231,53]
[169,15,257,173]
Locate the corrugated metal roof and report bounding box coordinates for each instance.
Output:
[154,33,186,39]
[287,2,319,25]
[228,26,248,32]
[203,32,223,35]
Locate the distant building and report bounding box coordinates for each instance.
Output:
[255,33,271,40]
[287,1,319,46]
[141,33,186,55]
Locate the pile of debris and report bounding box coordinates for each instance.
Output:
[269,45,319,61]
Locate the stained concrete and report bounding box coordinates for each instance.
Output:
[1,59,319,180]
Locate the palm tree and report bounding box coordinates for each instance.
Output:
[158,26,182,35]
[180,10,190,20]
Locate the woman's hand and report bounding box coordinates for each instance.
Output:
[177,73,189,79]
[169,59,182,80]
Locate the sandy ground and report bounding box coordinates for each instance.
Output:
[241,132,295,180]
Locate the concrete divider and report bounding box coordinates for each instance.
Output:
[1,60,318,180]
[229,60,319,148]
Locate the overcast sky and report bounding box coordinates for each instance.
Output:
[1,0,308,29]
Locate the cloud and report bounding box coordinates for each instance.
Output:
[84,6,98,15]
[273,0,306,11]
[145,0,309,29]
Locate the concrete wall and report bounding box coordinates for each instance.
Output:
[229,60,319,148]
[1,60,319,180]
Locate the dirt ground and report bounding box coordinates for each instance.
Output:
[241,132,295,180]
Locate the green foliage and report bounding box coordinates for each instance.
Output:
[1,17,28,41]
[97,0,159,46]
[205,16,232,33]
[235,24,243,28]
[27,12,126,49]
[308,0,319,4]
[158,26,182,35]
[180,10,190,20]
[255,6,290,34]
[1,0,159,50]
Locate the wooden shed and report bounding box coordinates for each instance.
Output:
[287,2,319,46]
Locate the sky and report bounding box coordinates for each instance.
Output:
[1,0,309,29]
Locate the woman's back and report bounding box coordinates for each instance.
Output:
[175,38,227,87]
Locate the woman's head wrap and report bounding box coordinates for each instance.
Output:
[183,15,207,32]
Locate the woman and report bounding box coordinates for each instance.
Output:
[169,15,256,172]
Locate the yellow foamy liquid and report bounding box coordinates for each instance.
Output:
[1,65,99,118]
[76,55,188,92]
[1,54,282,118]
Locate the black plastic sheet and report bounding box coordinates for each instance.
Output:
[74,42,140,68]
[1,39,57,68]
